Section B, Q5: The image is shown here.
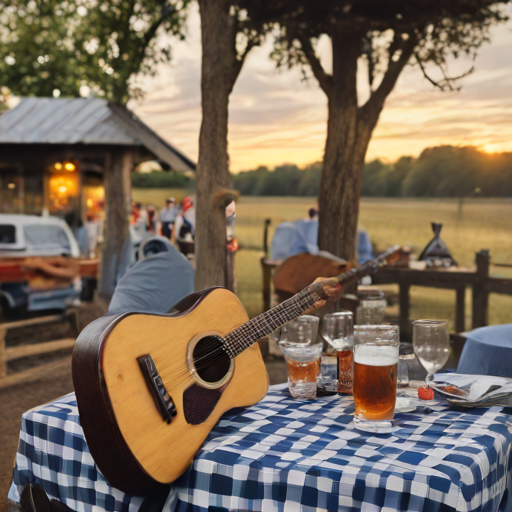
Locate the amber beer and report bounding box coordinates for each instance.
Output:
[353,345,398,421]
[337,349,353,394]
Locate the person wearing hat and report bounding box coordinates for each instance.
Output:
[174,196,196,256]
[159,197,177,239]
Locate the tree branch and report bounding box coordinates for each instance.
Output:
[415,53,474,91]
[143,4,175,49]
[231,37,256,85]
[297,35,333,97]
[362,32,417,122]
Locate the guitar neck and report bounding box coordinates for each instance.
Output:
[223,245,399,358]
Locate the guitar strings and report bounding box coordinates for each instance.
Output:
[162,290,317,388]
[162,250,394,388]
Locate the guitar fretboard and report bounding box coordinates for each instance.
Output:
[223,288,317,358]
[222,245,399,359]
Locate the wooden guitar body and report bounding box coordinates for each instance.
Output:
[72,288,268,495]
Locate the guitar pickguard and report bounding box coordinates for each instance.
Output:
[183,384,222,425]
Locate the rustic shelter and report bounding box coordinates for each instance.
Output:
[0,97,194,217]
[0,97,195,296]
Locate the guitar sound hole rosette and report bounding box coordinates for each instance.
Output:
[187,331,234,389]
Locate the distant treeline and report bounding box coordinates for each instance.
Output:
[132,146,512,197]
[232,146,512,197]
[132,171,193,188]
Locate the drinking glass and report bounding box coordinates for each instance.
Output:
[322,311,354,394]
[273,315,320,346]
[356,298,387,325]
[398,342,415,388]
[353,325,399,433]
[413,320,449,386]
[279,342,323,399]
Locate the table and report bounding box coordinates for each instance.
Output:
[458,324,512,378]
[9,385,512,512]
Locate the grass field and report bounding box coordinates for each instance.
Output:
[133,190,512,329]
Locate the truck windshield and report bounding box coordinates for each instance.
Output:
[24,225,71,253]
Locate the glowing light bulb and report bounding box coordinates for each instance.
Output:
[58,185,68,193]
[7,182,16,189]
[54,162,63,170]
[64,162,76,172]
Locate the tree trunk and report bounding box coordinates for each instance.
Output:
[99,150,132,299]
[318,31,367,261]
[317,31,416,262]
[195,0,239,292]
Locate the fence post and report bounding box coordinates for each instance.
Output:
[261,257,273,313]
[399,283,411,341]
[0,328,7,379]
[455,285,466,333]
[472,250,490,329]
[263,219,271,258]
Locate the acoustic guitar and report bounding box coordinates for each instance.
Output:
[72,246,399,495]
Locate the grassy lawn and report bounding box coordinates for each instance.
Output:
[133,190,512,329]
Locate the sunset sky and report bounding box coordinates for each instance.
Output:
[132,7,512,173]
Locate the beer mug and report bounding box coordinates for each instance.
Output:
[352,325,399,433]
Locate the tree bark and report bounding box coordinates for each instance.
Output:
[317,31,364,261]
[195,0,244,292]
[316,31,416,261]
[99,149,132,299]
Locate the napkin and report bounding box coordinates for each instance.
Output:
[433,373,512,407]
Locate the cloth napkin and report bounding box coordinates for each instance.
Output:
[434,373,512,406]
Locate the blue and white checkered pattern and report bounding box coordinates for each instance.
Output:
[9,385,512,512]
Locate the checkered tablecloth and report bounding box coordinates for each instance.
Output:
[9,385,512,512]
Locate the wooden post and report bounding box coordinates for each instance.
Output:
[455,286,466,333]
[472,250,490,329]
[0,328,6,379]
[399,283,411,341]
[261,257,273,313]
[99,150,133,299]
[263,219,271,257]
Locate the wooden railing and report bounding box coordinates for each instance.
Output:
[0,309,79,389]
[261,250,512,340]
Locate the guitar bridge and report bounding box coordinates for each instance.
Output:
[137,354,177,424]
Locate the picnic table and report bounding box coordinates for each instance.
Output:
[8,383,512,512]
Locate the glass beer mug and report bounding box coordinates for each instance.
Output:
[352,325,399,433]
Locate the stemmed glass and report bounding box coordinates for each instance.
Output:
[322,311,353,394]
[412,320,450,386]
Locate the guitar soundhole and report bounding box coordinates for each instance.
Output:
[192,335,231,383]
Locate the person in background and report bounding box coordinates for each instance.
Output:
[159,197,176,239]
[85,213,101,258]
[174,196,195,256]
[146,205,156,233]
[65,212,89,258]
[132,202,148,237]
[308,207,318,221]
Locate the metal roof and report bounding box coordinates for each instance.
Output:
[0,97,195,172]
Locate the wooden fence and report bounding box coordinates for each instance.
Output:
[0,310,79,389]
[261,250,512,340]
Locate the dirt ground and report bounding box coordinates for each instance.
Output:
[0,360,75,511]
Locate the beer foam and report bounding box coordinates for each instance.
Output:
[354,345,398,366]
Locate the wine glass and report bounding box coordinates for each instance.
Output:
[322,311,353,351]
[322,311,354,394]
[412,320,449,386]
